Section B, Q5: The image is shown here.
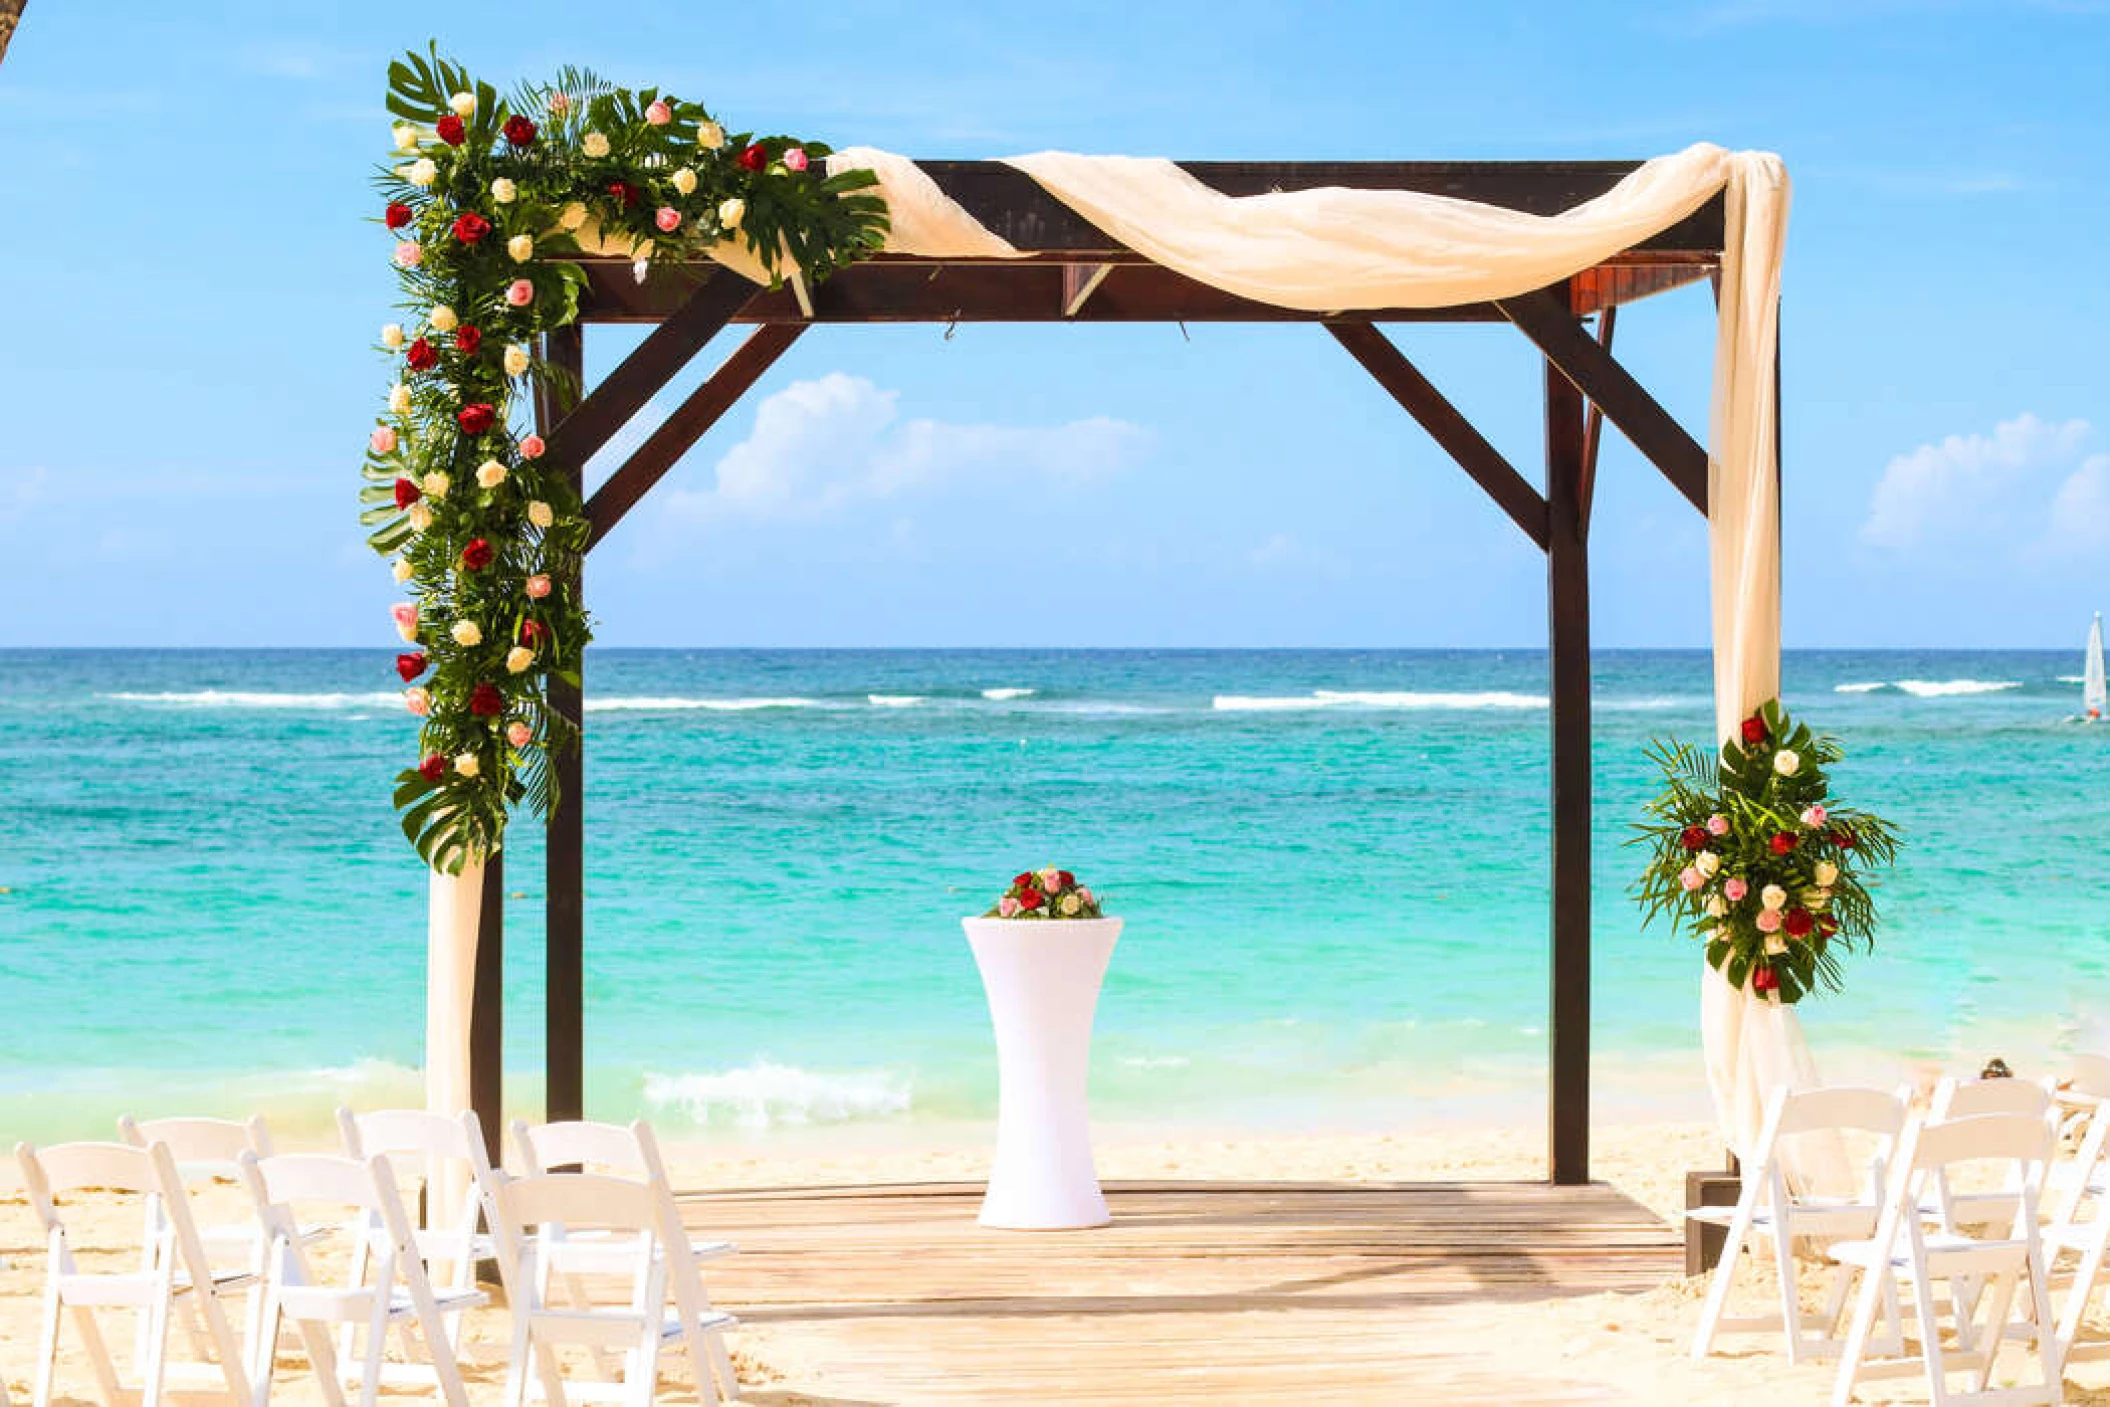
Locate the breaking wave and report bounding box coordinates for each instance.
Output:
[1212,690,1548,712]
[642,1060,912,1129]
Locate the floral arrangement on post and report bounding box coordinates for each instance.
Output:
[1632,699,1901,1003]
[364,47,886,871]
[986,867,1105,921]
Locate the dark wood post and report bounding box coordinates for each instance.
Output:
[542,325,587,1125]
[470,850,504,1165]
[1544,328,1592,1187]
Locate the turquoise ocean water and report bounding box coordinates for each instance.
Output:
[3,648,2105,1146]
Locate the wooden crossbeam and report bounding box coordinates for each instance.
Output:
[1579,306,1616,526]
[1327,322,1550,551]
[1063,263,1113,317]
[542,271,758,487]
[1496,287,1707,515]
[584,324,805,548]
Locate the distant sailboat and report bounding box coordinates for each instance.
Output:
[2087,614,2107,722]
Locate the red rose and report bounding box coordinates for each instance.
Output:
[1769,832,1797,855]
[1680,825,1709,852]
[1013,872,1034,889]
[454,325,482,357]
[1740,715,1767,746]
[405,338,439,372]
[396,652,428,682]
[1784,907,1815,938]
[452,211,491,245]
[435,114,466,146]
[384,201,414,230]
[457,403,496,435]
[1058,870,1075,889]
[419,754,447,782]
[1831,829,1857,849]
[469,682,504,716]
[460,538,494,571]
[739,142,766,172]
[1751,965,1780,993]
[607,179,639,208]
[393,477,421,509]
[503,115,537,148]
[518,619,547,645]
[1818,914,1839,936]
[1019,888,1045,910]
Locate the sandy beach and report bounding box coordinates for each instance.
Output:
[8,1115,2109,1405]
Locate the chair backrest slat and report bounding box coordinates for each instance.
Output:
[499,1171,659,1231]
[512,1118,646,1177]
[1930,1075,2053,1122]
[119,1115,271,1166]
[25,1140,160,1197]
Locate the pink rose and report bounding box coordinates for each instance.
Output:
[391,602,419,641]
[404,686,431,717]
[394,240,422,268]
[1706,814,1729,837]
[1723,877,1748,902]
[644,99,673,126]
[519,433,545,459]
[506,721,532,748]
[369,426,398,455]
[1800,804,1829,829]
[1756,908,1783,934]
[1678,865,1704,892]
[525,574,552,599]
[655,206,681,232]
[1078,887,1093,906]
[783,146,809,172]
[506,279,535,307]
[998,896,1022,918]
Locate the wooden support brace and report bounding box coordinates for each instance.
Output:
[1062,263,1113,317]
[542,271,758,486]
[584,323,806,548]
[1497,287,1707,515]
[787,268,815,320]
[1579,306,1616,527]
[1327,322,1550,551]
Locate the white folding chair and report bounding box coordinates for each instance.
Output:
[336,1108,497,1307]
[1690,1084,1909,1364]
[17,1139,254,1407]
[491,1171,720,1407]
[238,1150,484,1407]
[1829,1112,2062,1407]
[511,1119,739,1404]
[2041,1089,2110,1367]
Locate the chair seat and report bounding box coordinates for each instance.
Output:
[1688,1201,1879,1237]
[280,1283,487,1322]
[57,1267,257,1307]
[659,1309,738,1342]
[539,1234,736,1274]
[1831,1231,2034,1279]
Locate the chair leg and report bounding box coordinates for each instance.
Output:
[70,1305,125,1407]
[356,1304,389,1407]
[294,1319,349,1407]
[1771,1218,1807,1363]
[500,1317,531,1407]
[1969,1271,2018,1394]
[31,1284,62,1407]
[1908,1257,1952,1407]
[1831,1266,1891,1407]
[139,1288,174,1407]
[1691,1225,1747,1360]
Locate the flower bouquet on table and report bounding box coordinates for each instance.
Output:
[1633,699,1901,1003]
[986,867,1105,920]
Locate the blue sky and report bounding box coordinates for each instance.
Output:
[0,0,2104,648]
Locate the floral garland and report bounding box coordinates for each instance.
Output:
[985,867,1106,920]
[1632,700,1902,1003]
[363,48,886,871]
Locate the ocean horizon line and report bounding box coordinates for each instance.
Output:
[0,644,2085,656]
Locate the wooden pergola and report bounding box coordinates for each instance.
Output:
[465,159,1746,1187]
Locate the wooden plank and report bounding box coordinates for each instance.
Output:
[1545,358,1592,1187]
[583,324,805,549]
[1063,262,1114,316]
[468,850,503,1165]
[1498,287,1707,514]
[1579,306,1616,526]
[1327,322,1550,551]
[538,325,586,1125]
[546,271,757,484]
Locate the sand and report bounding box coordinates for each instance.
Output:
[6,1118,2109,1405]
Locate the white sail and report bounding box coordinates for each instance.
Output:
[2088,613,2107,720]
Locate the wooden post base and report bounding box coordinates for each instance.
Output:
[1684,1168,1741,1275]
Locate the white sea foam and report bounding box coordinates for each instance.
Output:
[1118,1055,1191,1069]
[1835,682,1887,693]
[866,693,927,707]
[1893,679,2022,698]
[981,687,1037,700]
[1212,690,1548,712]
[2060,675,2087,684]
[582,696,816,712]
[101,690,403,709]
[642,1060,911,1129]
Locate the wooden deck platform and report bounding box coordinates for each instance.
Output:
[679,1180,1681,1405]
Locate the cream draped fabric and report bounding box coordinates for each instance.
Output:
[426,858,482,1218]
[568,139,1808,1162]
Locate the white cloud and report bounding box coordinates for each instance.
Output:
[664,373,1153,524]
[1860,413,2091,551]
[2045,454,2110,555]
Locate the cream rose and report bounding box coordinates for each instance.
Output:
[421,471,450,500]
[1773,749,1801,777]
[503,344,531,377]
[391,556,414,583]
[404,686,431,716]
[449,91,476,117]
[507,234,534,263]
[716,197,744,229]
[527,500,555,529]
[387,383,412,414]
[505,646,535,675]
[428,305,459,333]
[450,620,482,647]
[408,158,438,187]
[407,501,434,532]
[1060,893,1082,916]
[671,165,698,196]
[697,120,725,150]
[476,459,508,489]
[392,124,419,152]
[1760,884,1788,911]
[1764,933,1788,956]
[381,323,405,349]
[1814,860,1839,887]
[559,202,588,231]
[453,752,480,778]
[1705,894,1728,919]
[581,131,611,158]
[490,177,517,205]
[1695,850,1721,877]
